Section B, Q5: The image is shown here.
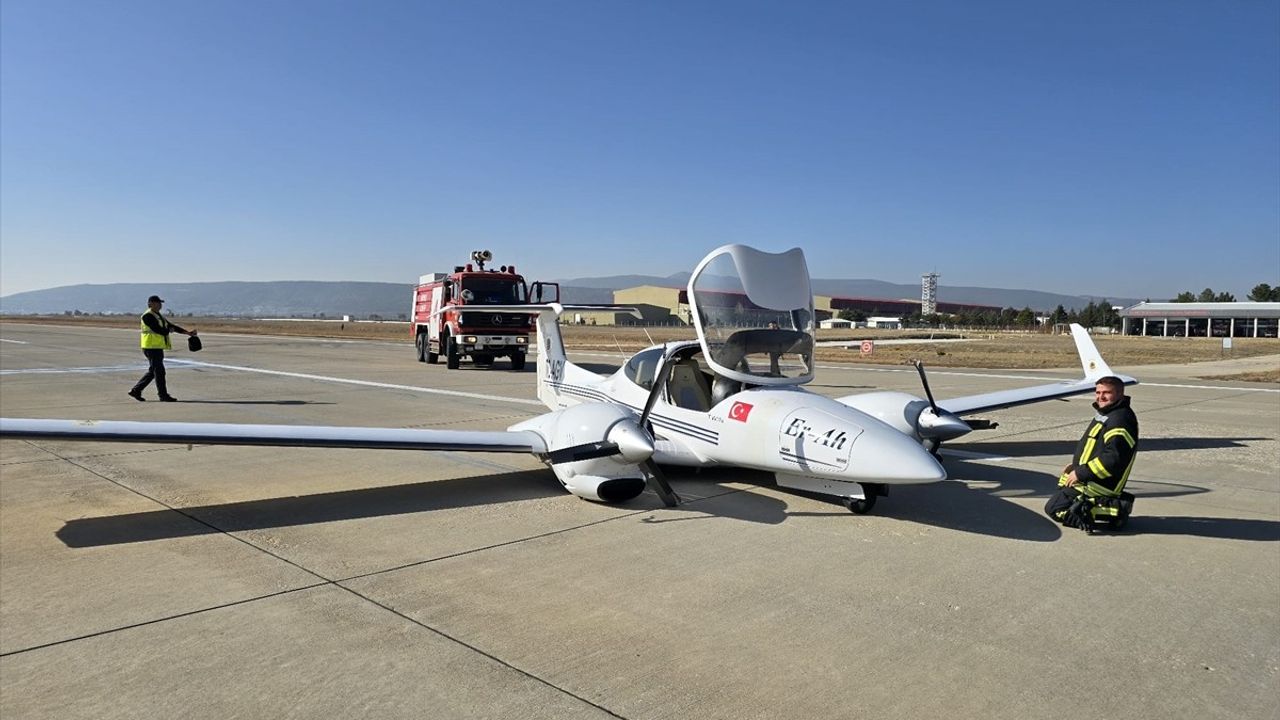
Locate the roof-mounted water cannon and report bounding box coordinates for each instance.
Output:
[471,249,493,271]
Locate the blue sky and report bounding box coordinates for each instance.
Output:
[2,0,1277,302]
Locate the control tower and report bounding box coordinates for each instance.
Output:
[921,272,939,315]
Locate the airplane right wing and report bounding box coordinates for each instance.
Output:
[939,323,1137,416]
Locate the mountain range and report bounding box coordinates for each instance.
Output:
[0,276,1141,318]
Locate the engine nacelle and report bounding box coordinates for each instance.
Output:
[508,403,651,503]
[835,391,971,445]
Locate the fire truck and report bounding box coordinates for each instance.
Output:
[411,250,558,370]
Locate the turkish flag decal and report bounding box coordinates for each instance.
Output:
[728,401,754,422]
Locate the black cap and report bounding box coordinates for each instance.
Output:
[148,295,164,303]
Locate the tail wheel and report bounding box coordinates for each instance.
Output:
[511,350,526,370]
[445,334,460,369]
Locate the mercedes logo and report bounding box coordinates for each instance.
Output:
[491,314,503,325]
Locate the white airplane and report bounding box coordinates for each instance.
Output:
[0,244,1134,514]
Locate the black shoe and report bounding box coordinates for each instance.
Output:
[159,395,178,402]
[128,391,146,402]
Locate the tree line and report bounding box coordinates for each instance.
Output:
[1170,283,1280,303]
[838,300,1121,330]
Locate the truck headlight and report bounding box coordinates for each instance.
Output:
[515,336,528,344]
[462,335,478,344]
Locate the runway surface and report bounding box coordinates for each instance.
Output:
[2,322,1277,719]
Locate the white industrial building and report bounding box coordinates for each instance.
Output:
[1119,302,1280,337]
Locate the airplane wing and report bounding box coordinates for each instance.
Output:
[0,418,547,453]
[938,324,1137,416]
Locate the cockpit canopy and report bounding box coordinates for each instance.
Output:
[687,244,815,386]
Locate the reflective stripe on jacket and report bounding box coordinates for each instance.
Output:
[140,310,172,350]
[1070,396,1139,493]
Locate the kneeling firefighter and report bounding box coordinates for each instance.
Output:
[1045,375,1139,532]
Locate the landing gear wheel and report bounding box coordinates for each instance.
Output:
[511,350,526,370]
[845,494,877,514]
[445,335,460,369]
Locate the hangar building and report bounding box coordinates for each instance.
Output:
[1119,302,1280,337]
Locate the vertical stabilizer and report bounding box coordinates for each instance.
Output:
[534,304,569,409]
[1070,323,1114,380]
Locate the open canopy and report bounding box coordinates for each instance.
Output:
[687,244,815,386]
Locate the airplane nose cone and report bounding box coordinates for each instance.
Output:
[918,410,972,442]
[607,420,655,464]
[857,423,947,483]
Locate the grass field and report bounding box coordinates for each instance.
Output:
[5,315,1279,377]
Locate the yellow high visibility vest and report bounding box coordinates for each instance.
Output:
[140,310,172,350]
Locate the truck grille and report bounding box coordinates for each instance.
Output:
[460,312,530,328]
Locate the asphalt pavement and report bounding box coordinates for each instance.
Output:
[2,322,1277,719]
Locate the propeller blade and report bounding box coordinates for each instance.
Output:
[642,459,680,507]
[912,360,939,413]
[547,440,621,464]
[636,347,680,506]
[638,347,675,433]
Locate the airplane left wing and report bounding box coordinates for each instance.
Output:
[0,418,547,453]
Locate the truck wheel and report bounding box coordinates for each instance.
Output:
[511,350,526,370]
[445,335,460,369]
[415,333,427,363]
[426,344,439,364]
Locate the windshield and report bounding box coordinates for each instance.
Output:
[460,277,526,304]
[687,245,814,386]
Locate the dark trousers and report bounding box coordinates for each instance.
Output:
[1044,486,1083,523]
[131,349,169,398]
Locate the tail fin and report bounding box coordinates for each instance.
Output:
[1069,323,1136,387]
[533,304,569,408]
[1069,323,1113,380]
[532,304,640,409]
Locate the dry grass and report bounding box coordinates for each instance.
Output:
[6,315,1280,372]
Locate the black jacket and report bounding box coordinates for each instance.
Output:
[142,312,188,338]
[1070,395,1139,492]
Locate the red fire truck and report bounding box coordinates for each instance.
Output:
[411,250,558,370]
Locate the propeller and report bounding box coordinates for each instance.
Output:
[634,348,681,507]
[910,359,971,446]
[540,348,679,507]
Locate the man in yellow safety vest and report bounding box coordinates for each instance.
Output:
[128,295,198,402]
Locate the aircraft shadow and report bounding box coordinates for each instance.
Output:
[960,437,1266,458]
[171,400,336,406]
[57,469,564,547]
[1111,516,1280,541]
[668,466,1068,541]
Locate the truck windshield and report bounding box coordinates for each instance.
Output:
[461,278,526,304]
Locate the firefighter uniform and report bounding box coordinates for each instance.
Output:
[1045,394,1139,529]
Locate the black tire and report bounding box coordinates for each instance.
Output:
[426,345,439,364]
[415,333,427,362]
[846,494,877,514]
[445,335,460,369]
[511,350,526,371]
